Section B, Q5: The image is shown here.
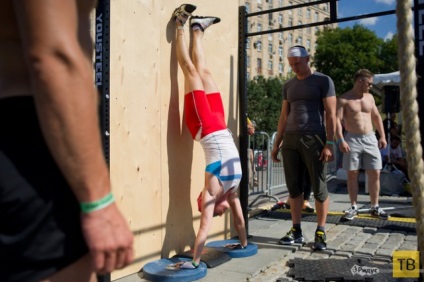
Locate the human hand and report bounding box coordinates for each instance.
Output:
[271,146,281,163]
[224,243,245,249]
[378,138,387,149]
[167,261,198,270]
[81,203,134,274]
[319,146,334,162]
[339,141,350,153]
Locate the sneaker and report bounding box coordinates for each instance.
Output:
[279,228,304,245]
[190,16,221,31]
[342,207,358,221]
[173,4,197,25]
[370,206,389,220]
[312,230,327,250]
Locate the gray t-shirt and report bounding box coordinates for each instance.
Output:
[282,72,335,135]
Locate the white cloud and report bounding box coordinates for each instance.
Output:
[359,17,378,26]
[384,31,394,41]
[375,0,395,5]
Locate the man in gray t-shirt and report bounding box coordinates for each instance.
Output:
[271,45,336,251]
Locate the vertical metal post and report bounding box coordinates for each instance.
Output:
[95,0,111,164]
[95,0,111,281]
[238,6,250,235]
[414,0,424,159]
[329,0,338,22]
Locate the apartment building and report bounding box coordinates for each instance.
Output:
[244,0,337,79]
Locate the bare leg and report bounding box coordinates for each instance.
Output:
[41,254,96,282]
[346,170,359,206]
[175,22,204,93]
[367,169,380,206]
[191,29,219,94]
[315,197,329,227]
[290,195,303,225]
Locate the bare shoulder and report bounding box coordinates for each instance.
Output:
[337,90,352,103]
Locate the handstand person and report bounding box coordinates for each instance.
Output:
[172,4,248,269]
[0,1,133,281]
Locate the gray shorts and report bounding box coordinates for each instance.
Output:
[342,132,382,170]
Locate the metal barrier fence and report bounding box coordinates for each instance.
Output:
[248,132,338,207]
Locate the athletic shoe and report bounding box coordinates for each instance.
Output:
[190,16,221,31]
[343,207,358,221]
[173,4,197,25]
[370,206,389,220]
[312,230,327,250]
[279,228,304,245]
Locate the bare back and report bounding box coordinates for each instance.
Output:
[338,90,376,135]
[0,0,96,99]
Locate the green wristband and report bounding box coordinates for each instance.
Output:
[326,140,334,145]
[80,193,115,214]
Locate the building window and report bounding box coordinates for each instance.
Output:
[288,33,293,45]
[268,43,273,54]
[245,2,250,13]
[288,17,293,27]
[297,36,303,45]
[278,46,283,57]
[258,6,262,17]
[257,58,262,74]
[314,12,319,21]
[298,8,302,16]
[278,14,283,24]
[279,63,284,73]
[279,32,283,39]
[306,8,311,19]
[256,41,262,51]
[298,20,302,26]
[306,39,311,50]
[257,23,262,32]
[257,0,262,4]
[268,60,273,75]
[307,26,312,34]
[247,55,251,68]
[246,38,250,49]
[279,0,283,8]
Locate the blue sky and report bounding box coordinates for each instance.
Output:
[337,0,399,41]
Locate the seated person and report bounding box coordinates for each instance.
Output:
[380,135,408,179]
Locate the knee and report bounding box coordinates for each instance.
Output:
[314,191,328,203]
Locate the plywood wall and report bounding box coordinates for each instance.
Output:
[107,1,241,279]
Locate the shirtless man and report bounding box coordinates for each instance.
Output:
[0,1,133,281]
[336,69,389,221]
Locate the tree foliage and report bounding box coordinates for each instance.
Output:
[312,25,398,95]
[247,76,289,134]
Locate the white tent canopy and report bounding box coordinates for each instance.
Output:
[372,71,400,95]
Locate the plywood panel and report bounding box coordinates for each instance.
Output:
[108,1,240,279]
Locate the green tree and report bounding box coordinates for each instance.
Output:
[247,76,288,134]
[312,25,398,95]
[379,34,399,73]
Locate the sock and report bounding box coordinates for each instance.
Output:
[192,24,202,31]
[293,224,301,231]
[352,204,358,210]
[316,226,325,232]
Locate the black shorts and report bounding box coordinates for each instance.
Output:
[0,97,88,282]
[282,133,328,202]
